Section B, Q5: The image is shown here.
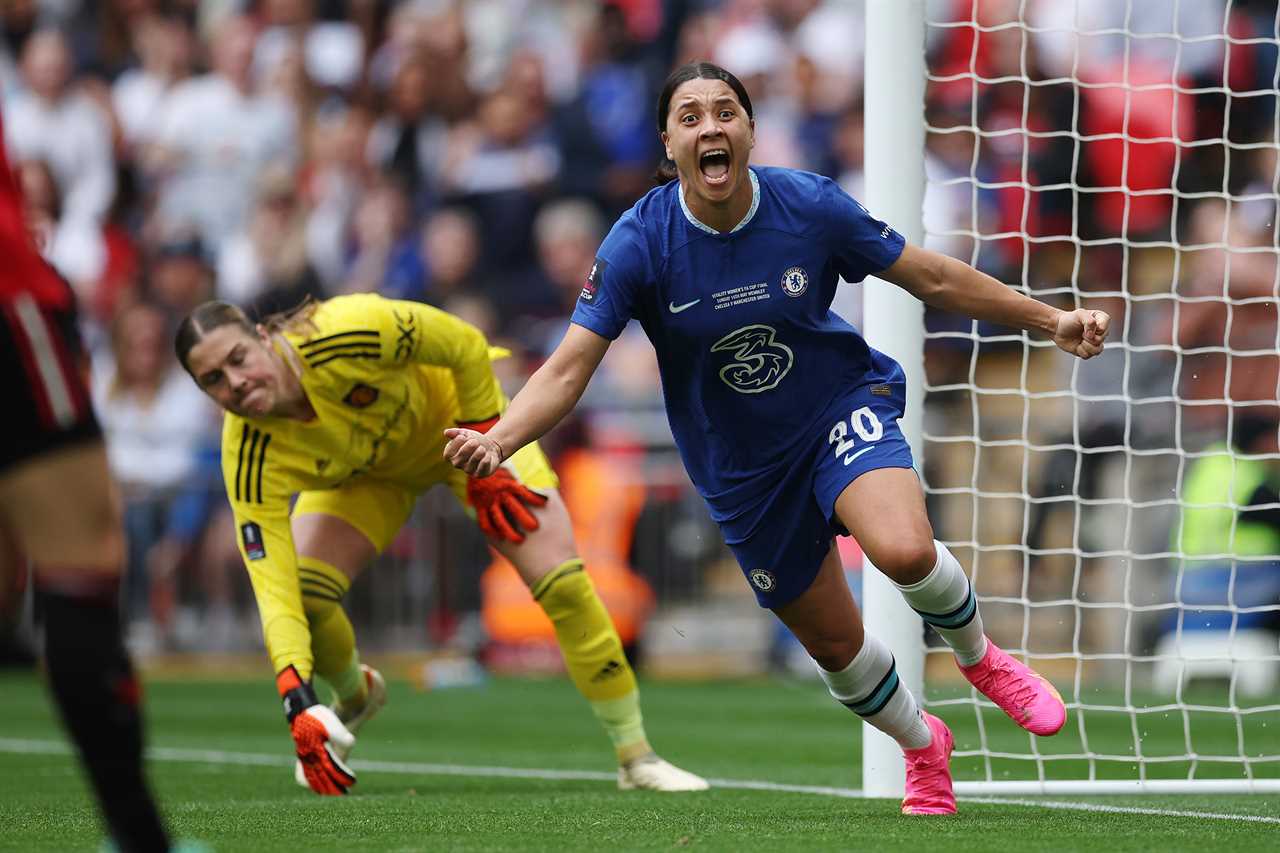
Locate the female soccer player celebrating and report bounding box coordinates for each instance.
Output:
[177,293,705,796]
[444,62,1111,815]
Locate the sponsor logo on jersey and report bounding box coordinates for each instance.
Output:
[870,384,892,396]
[749,569,776,592]
[581,257,607,302]
[781,266,808,297]
[669,298,700,313]
[343,383,379,408]
[711,324,794,394]
[393,309,418,361]
[241,522,266,560]
[880,225,892,239]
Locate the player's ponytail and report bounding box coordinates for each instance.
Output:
[258,295,319,338]
[652,61,754,186]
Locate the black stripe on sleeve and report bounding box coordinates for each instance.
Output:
[307,351,381,369]
[302,341,384,361]
[297,330,379,351]
[234,422,249,502]
[255,433,271,504]
[242,428,260,505]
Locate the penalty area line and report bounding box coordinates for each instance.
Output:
[2,738,1276,825]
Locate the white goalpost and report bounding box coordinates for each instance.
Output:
[857,0,930,799]
[859,0,1280,796]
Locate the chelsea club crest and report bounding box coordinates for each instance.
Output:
[749,569,777,592]
[781,266,808,297]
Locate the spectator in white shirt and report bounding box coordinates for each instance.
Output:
[4,28,115,225]
[17,157,106,307]
[112,13,195,157]
[146,14,296,255]
[91,299,220,651]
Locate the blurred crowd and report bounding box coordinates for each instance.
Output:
[3,0,1278,658]
[913,0,1280,660]
[918,0,1280,446]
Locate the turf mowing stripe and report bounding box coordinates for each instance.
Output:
[3,738,1276,825]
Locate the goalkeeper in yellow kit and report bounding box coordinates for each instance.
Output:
[176,292,706,795]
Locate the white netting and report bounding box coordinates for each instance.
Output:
[919,0,1280,792]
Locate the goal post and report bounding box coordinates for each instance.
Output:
[855,0,929,799]
[859,0,1280,797]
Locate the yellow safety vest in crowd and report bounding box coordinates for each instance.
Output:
[1175,443,1280,565]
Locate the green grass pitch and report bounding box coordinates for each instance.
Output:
[2,670,1277,851]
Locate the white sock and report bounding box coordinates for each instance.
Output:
[894,541,988,667]
[816,633,932,750]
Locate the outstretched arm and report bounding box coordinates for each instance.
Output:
[879,244,1111,359]
[444,323,611,476]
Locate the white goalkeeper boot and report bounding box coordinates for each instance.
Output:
[295,665,387,788]
[334,665,388,738]
[617,753,709,792]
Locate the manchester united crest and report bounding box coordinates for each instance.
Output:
[343,383,379,408]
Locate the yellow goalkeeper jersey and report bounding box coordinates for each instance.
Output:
[221,292,503,590]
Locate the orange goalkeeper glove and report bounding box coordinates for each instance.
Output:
[278,666,356,796]
[467,467,547,543]
[455,415,548,543]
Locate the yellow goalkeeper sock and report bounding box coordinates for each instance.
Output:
[592,692,652,764]
[299,554,366,707]
[532,559,651,763]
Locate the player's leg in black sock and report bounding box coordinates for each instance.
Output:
[38,575,170,853]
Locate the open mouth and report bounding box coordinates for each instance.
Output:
[699,148,731,185]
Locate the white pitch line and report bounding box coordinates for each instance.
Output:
[960,796,1280,825]
[3,738,1276,825]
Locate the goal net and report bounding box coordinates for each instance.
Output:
[862,0,1280,795]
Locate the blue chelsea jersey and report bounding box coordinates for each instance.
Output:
[570,166,906,518]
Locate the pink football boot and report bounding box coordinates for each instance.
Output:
[901,712,956,815]
[959,638,1066,736]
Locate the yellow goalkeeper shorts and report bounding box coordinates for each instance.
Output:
[293,438,558,554]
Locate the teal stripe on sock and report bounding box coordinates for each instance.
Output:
[915,590,976,630]
[844,668,900,717]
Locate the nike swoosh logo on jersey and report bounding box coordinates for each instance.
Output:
[669,298,701,314]
[843,445,876,466]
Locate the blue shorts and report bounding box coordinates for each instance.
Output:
[717,379,915,609]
